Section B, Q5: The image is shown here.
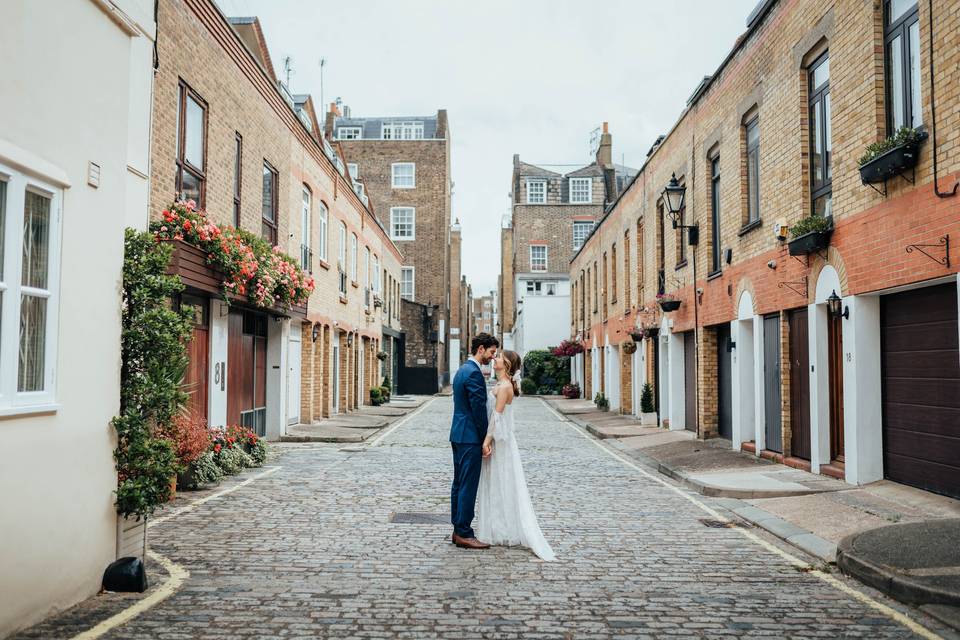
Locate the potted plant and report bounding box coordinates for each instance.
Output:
[370,386,383,406]
[657,293,681,312]
[639,383,658,427]
[162,416,212,493]
[858,127,927,185]
[622,339,637,355]
[181,450,223,489]
[788,214,833,256]
[629,328,645,341]
[562,383,581,399]
[376,351,388,361]
[594,392,610,411]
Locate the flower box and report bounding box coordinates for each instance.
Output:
[659,299,681,312]
[640,412,658,427]
[858,131,927,185]
[788,229,832,256]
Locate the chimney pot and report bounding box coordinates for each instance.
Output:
[602,122,609,134]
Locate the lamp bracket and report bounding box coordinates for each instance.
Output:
[905,234,950,268]
[777,275,808,297]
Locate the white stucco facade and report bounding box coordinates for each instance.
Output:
[509,274,570,358]
[0,0,156,635]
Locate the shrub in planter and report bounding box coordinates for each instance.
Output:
[594,392,610,411]
[160,415,211,472]
[788,214,833,256]
[639,383,658,426]
[522,349,570,395]
[376,351,388,361]
[562,383,581,399]
[858,127,927,184]
[521,378,539,396]
[215,446,251,475]
[370,387,383,406]
[181,451,223,489]
[380,385,391,402]
[248,439,267,467]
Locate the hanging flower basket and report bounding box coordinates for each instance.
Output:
[657,294,681,312]
[629,330,645,342]
[376,351,388,361]
[858,128,927,185]
[622,339,638,355]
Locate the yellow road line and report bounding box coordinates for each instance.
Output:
[540,399,944,640]
[69,551,188,640]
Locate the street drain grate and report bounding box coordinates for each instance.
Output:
[699,518,736,528]
[389,512,448,525]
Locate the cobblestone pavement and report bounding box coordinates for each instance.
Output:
[15,397,959,639]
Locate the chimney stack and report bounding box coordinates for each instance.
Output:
[596,121,613,169]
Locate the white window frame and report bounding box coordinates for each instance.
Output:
[391,162,416,189]
[364,246,371,290]
[530,245,548,272]
[0,161,63,411]
[318,201,328,261]
[373,254,381,293]
[350,233,358,281]
[301,186,312,271]
[526,179,546,204]
[569,177,593,203]
[526,280,542,295]
[338,127,362,140]
[390,207,415,240]
[401,266,415,300]
[573,220,594,250]
[347,163,359,180]
[353,181,365,198]
[337,221,347,295]
[382,121,424,140]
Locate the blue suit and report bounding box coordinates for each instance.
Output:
[449,358,489,538]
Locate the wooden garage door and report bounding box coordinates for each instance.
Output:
[880,283,960,499]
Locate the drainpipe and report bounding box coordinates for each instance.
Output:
[928,0,958,198]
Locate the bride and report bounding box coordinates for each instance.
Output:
[476,350,556,561]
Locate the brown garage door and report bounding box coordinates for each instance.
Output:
[880,283,960,499]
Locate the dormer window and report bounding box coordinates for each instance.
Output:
[338,127,362,139]
[569,177,592,203]
[526,179,547,204]
[347,163,359,180]
[382,121,424,140]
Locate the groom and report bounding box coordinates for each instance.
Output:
[449,332,499,549]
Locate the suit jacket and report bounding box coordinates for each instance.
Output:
[449,359,489,444]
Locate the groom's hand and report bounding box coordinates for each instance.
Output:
[482,443,492,458]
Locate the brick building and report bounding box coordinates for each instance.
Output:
[571,0,960,498]
[472,293,495,336]
[152,0,404,438]
[501,124,634,356]
[328,106,460,393]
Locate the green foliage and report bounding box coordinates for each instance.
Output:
[382,376,391,390]
[640,383,656,414]
[594,392,610,411]
[248,440,268,467]
[858,126,925,166]
[186,451,223,488]
[113,229,195,520]
[522,349,571,395]
[370,386,383,406]
[521,378,538,395]
[789,214,832,238]
[215,446,250,475]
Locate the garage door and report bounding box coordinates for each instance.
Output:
[880,283,960,499]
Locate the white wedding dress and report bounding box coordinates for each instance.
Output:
[476,382,556,561]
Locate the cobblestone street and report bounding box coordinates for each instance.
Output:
[18,397,957,639]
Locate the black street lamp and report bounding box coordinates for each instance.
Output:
[827,290,849,319]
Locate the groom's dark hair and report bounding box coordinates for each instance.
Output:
[471,333,499,354]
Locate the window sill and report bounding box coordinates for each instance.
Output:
[318,259,331,271]
[738,219,762,236]
[391,236,414,242]
[0,403,60,420]
[706,270,723,281]
[392,185,416,190]
[339,295,348,304]
[351,281,359,288]
[675,260,688,271]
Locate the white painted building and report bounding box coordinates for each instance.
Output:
[510,275,570,359]
[0,0,156,635]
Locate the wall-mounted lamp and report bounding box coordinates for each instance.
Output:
[827,290,849,319]
[312,323,321,342]
[347,333,354,348]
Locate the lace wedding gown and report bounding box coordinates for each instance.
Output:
[476,383,556,561]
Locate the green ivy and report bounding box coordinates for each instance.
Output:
[113,229,195,520]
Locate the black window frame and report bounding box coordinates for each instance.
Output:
[745,117,760,225]
[710,154,721,275]
[884,0,921,133]
[175,79,207,207]
[233,132,242,227]
[261,160,278,245]
[808,51,832,216]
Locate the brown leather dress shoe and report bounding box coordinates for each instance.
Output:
[452,534,491,549]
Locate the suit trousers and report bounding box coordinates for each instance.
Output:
[450,442,483,538]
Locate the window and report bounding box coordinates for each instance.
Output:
[382,122,424,139]
[347,163,359,180]
[353,182,365,198]
[0,164,62,405]
[401,267,415,300]
[745,118,760,225]
[373,255,381,293]
[710,155,721,274]
[318,201,328,262]
[364,246,371,290]
[391,163,416,188]
[338,127,362,139]
[885,0,921,131]
[573,220,594,250]
[526,280,542,295]
[484,324,490,332]
[301,186,312,272]
[390,207,415,240]
[526,179,546,204]
[623,230,631,310]
[593,262,598,312]
[233,133,242,227]
[602,252,608,319]
[175,81,206,206]
[530,245,547,272]
[545,282,556,296]
[610,243,617,303]
[637,219,645,303]
[569,177,592,203]
[809,52,832,216]
[483,311,491,319]
[350,233,358,281]
[337,222,347,296]
[261,161,278,244]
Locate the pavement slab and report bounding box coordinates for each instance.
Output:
[13,397,955,639]
[281,424,372,443]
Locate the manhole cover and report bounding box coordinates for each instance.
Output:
[389,512,448,524]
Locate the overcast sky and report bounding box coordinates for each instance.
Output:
[218,0,757,294]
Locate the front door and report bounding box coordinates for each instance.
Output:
[763,314,782,453]
[716,324,732,439]
[332,332,340,414]
[182,295,209,423]
[828,311,845,462]
[684,331,696,432]
[228,310,268,435]
[789,308,811,460]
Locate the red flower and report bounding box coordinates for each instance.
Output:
[214,443,222,453]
